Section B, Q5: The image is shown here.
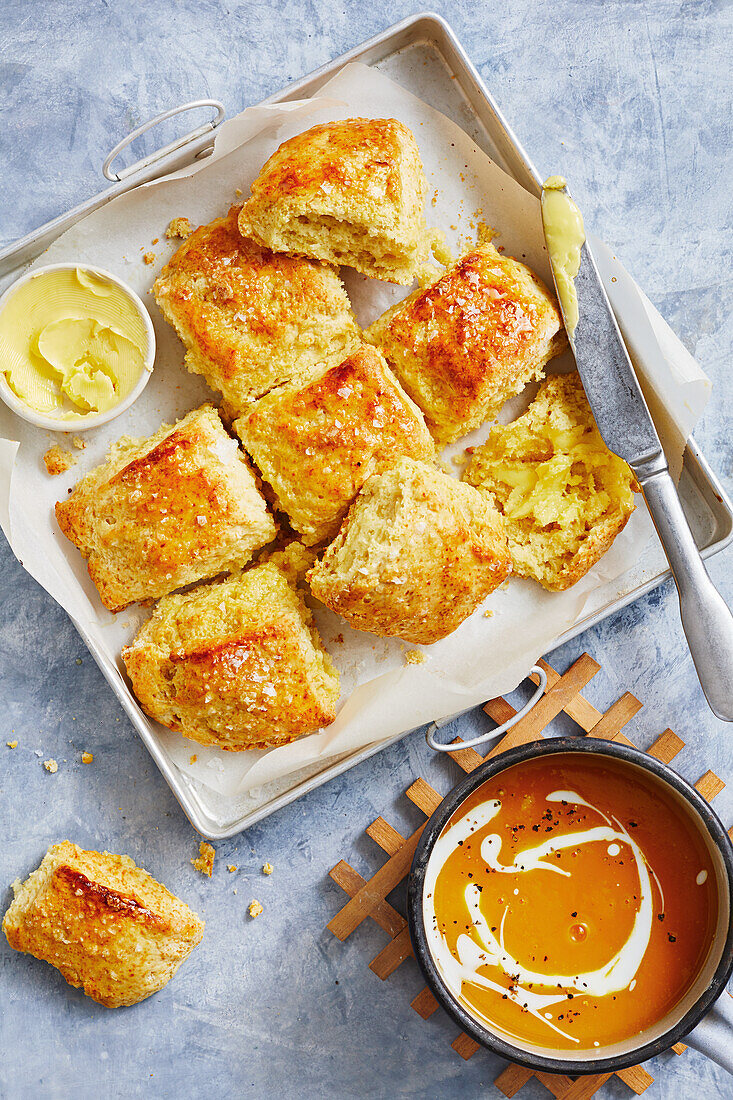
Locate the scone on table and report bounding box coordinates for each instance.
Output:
[308,457,511,644]
[238,118,432,286]
[3,841,204,1008]
[122,560,340,751]
[463,371,637,591]
[234,345,435,546]
[56,404,276,612]
[153,205,360,415]
[366,243,565,445]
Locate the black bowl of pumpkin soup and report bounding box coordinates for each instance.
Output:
[407,737,733,1074]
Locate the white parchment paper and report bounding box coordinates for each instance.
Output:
[0,64,711,799]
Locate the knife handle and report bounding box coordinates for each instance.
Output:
[640,469,733,721]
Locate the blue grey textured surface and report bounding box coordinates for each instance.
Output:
[1,2,732,1097]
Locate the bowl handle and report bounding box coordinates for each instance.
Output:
[426,665,547,752]
[683,991,733,1076]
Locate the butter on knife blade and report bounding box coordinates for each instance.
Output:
[541,176,585,340]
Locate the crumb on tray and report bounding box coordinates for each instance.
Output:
[6,740,18,749]
[262,862,273,876]
[43,759,58,773]
[191,840,215,877]
[476,220,498,245]
[143,251,155,266]
[403,648,426,666]
[72,436,86,450]
[166,217,193,240]
[483,608,494,618]
[43,446,76,476]
[227,864,237,873]
[248,899,263,919]
[189,754,198,764]
[81,752,94,764]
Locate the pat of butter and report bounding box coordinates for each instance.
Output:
[541,176,586,339]
[0,267,148,420]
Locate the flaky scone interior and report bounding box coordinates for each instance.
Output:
[463,372,637,591]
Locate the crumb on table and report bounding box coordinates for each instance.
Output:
[483,609,494,618]
[81,752,94,764]
[403,648,426,666]
[189,754,198,764]
[43,446,75,476]
[248,899,263,919]
[43,759,58,773]
[227,864,237,873]
[166,217,193,240]
[191,840,215,877]
[6,740,18,749]
[262,862,273,875]
[72,436,86,450]
[143,251,155,265]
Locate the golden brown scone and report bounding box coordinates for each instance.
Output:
[234,345,435,545]
[463,372,637,591]
[153,205,360,413]
[366,243,565,445]
[3,841,204,1008]
[122,560,340,751]
[55,405,276,612]
[308,457,511,644]
[238,118,431,285]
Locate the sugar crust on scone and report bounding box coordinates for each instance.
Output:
[154,205,360,413]
[367,243,565,445]
[56,404,276,612]
[234,345,435,545]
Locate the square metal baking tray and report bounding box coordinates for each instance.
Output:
[1,12,731,838]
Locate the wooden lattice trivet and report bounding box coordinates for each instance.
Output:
[327,653,733,1099]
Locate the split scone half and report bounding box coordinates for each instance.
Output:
[463,372,637,591]
[122,560,340,751]
[153,205,360,414]
[3,841,204,1008]
[366,243,565,445]
[56,405,276,612]
[238,118,431,285]
[308,457,512,644]
[234,345,435,545]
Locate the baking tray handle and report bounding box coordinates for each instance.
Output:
[426,665,548,752]
[102,99,226,182]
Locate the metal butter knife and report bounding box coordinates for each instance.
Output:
[542,184,733,721]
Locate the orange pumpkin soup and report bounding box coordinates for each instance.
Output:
[423,754,717,1051]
